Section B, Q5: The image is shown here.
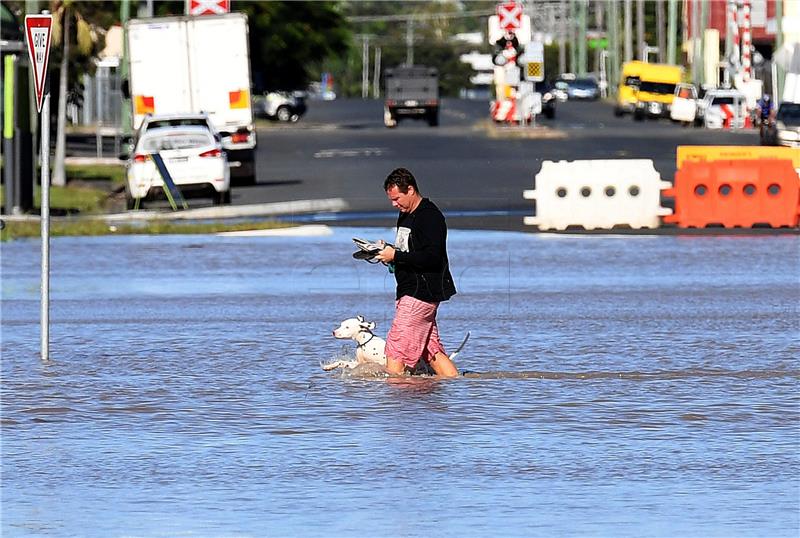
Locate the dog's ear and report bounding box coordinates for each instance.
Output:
[357,315,365,322]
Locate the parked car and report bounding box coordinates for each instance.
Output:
[700,89,748,129]
[669,83,698,124]
[255,91,307,122]
[764,102,800,147]
[123,113,231,209]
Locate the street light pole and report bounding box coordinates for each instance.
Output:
[406,17,414,66]
[667,0,677,65]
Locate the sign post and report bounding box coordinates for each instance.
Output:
[25,12,53,362]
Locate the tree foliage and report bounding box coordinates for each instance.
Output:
[236,1,349,92]
[333,1,495,97]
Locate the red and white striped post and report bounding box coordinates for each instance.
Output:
[729,0,740,68]
[741,0,752,82]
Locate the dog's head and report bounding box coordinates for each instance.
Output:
[332,315,377,340]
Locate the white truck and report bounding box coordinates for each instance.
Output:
[126,13,257,183]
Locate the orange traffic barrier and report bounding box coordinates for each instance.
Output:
[663,159,800,228]
[676,146,800,170]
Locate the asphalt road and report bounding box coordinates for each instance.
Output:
[65,97,762,230]
[243,97,760,230]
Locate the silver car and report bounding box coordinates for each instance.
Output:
[772,102,800,147]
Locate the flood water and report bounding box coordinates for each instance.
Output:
[2,227,799,537]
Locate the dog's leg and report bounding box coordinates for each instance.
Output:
[321,359,359,371]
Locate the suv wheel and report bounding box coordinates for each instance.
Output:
[213,190,232,205]
[276,106,292,122]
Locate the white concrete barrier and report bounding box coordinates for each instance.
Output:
[523,159,672,230]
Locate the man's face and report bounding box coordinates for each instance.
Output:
[386,185,416,212]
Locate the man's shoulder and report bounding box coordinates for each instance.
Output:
[418,198,444,218]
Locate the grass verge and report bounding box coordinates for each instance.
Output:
[1,219,291,241]
[1,163,125,215]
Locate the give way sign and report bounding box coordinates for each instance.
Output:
[497,2,522,31]
[25,14,53,113]
[188,0,230,15]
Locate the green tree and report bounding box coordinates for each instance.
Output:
[236,1,350,92]
[335,2,495,98]
[49,0,109,186]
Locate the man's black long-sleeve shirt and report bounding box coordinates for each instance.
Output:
[392,198,457,303]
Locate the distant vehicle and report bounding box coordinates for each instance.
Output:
[552,80,569,102]
[561,77,600,100]
[535,80,557,119]
[701,89,748,129]
[126,13,257,184]
[383,65,439,128]
[762,102,800,146]
[255,91,307,122]
[632,63,683,120]
[124,113,231,209]
[669,83,698,124]
[614,61,645,116]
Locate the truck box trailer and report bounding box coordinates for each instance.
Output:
[126,13,256,183]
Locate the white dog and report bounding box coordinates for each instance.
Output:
[323,315,470,373]
[324,315,387,371]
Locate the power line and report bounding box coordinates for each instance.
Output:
[347,9,494,23]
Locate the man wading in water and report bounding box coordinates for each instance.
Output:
[376,168,459,378]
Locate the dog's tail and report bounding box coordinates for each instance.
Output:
[449,331,470,362]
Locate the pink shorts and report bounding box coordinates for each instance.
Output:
[384,296,446,368]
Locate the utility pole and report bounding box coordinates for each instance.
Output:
[776,0,784,99]
[120,0,131,140]
[559,0,567,75]
[667,0,677,65]
[691,0,700,84]
[361,34,370,98]
[373,46,381,99]
[636,0,645,60]
[624,0,632,62]
[656,0,666,63]
[607,0,620,93]
[406,18,414,66]
[577,0,587,76]
[569,0,577,74]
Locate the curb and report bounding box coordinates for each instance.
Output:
[0,198,350,223]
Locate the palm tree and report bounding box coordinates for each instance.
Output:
[50,0,93,187]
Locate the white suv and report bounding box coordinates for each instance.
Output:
[124,113,231,209]
[700,89,748,129]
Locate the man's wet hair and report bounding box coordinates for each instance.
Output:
[384,167,420,194]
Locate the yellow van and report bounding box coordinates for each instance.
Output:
[632,63,683,120]
[614,61,645,116]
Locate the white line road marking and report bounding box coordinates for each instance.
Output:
[314,147,387,158]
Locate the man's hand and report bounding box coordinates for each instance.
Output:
[376,244,395,263]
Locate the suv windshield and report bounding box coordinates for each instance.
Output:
[639,81,676,95]
[711,96,737,106]
[147,118,210,130]
[572,78,597,89]
[777,103,800,126]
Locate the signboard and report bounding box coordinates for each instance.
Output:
[24,14,53,113]
[488,14,531,45]
[519,41,544,82]
[497,2,522,31]
[188,0,230,15]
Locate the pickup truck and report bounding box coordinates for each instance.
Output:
[383,65,439,128]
